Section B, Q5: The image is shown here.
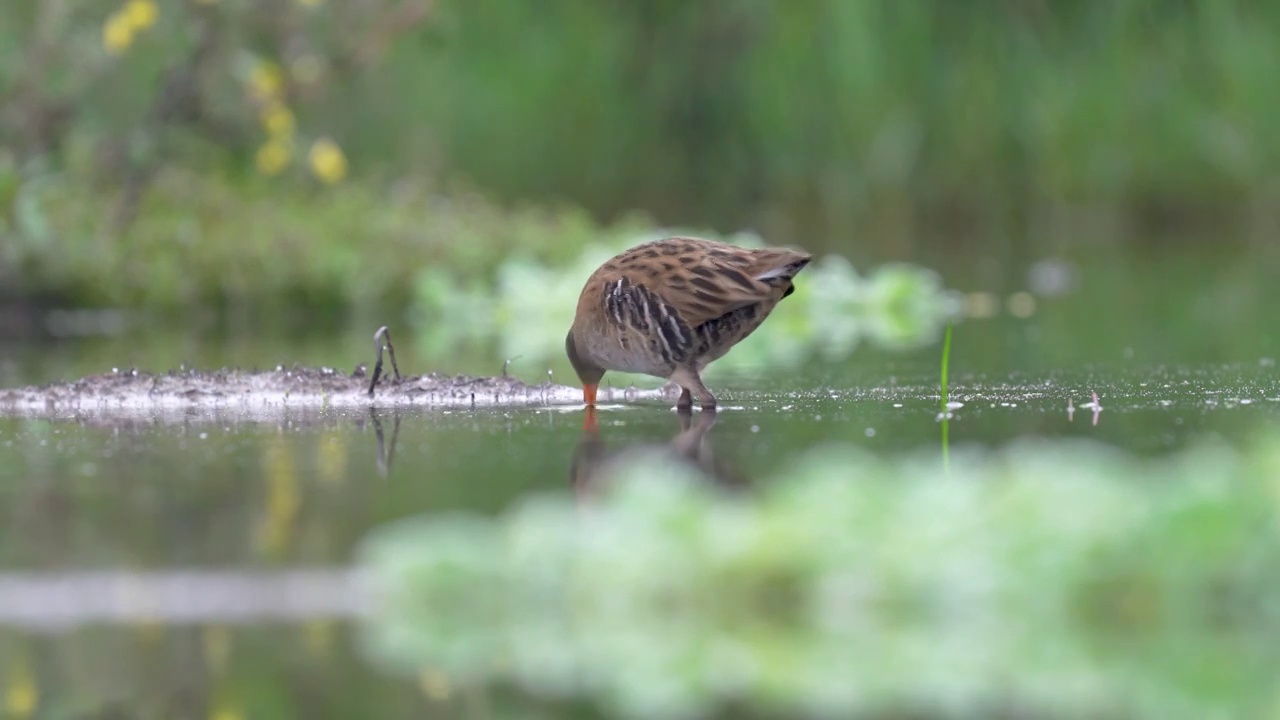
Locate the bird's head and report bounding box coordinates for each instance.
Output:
[565,329,604,406]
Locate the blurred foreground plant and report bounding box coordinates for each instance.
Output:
[359,432,1280,719]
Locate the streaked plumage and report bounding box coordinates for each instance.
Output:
[565,236,811,411]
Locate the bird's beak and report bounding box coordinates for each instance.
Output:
[583,383,598,407]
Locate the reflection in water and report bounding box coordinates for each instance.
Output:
[1067,391,1104,426]
[0,570,364,629]
[367,408,403,477]
[570,410,747,502]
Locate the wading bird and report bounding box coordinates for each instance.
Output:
[565,236,811,412]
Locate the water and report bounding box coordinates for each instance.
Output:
[2,356,1277,717]
[1,251,1278,718]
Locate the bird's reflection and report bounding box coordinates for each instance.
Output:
[363,405,747,496]
[571,409,748,503]
[367,407,402,477]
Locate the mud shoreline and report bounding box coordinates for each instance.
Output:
[0,364,664,419]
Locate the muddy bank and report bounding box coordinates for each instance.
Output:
[0,364,665,418]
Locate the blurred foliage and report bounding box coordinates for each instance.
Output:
[2,0,1279,323]
[0,169,637,324]
[360,432,1280,719]
[395,0,1280,243]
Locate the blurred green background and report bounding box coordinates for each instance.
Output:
[2,0,1278,379]
[3,3,1280,719]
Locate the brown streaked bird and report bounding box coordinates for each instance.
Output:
[565,236,812,411]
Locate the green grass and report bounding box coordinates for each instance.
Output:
[940,322,953,471]
[332,0,1280,245]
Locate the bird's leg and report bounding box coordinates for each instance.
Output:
[675,387,693,413]
[670,366,717,413]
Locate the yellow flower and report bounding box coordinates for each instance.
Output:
[260,103,295,137]
[122,0,158,31]
[102,12,133,54]
[307,138,347,184]
[248,62,284,102]
[255,139,292,176]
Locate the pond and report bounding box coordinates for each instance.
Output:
[0,247,1277,719]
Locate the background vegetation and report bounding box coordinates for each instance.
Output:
[2,0,1278,344]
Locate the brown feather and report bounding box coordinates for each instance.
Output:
[567,236,812,410]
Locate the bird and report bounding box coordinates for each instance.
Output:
[565,236,812,412]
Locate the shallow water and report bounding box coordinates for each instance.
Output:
[1,249,1278,718]
[1,352,1278,717]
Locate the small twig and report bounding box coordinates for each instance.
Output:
[367,325,402,396]
[501,355,521,377]
[939,323,953,474]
